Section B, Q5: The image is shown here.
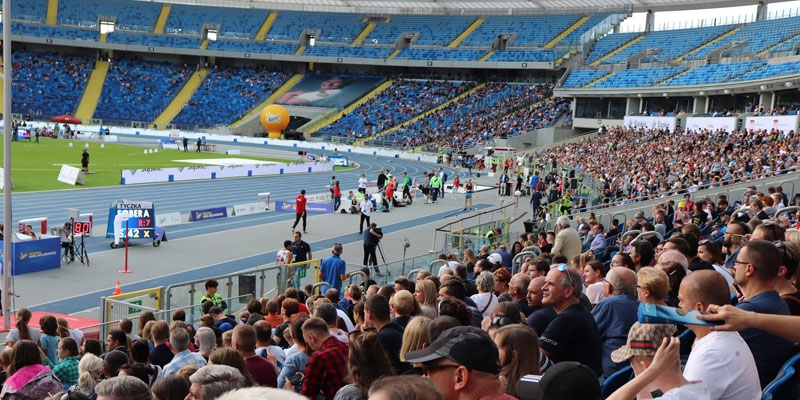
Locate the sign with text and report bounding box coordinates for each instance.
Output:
[275,201,334,214]
[684,117,737,133]
[57,165,85,186]
[623,116,677,132]
[190,207,228,222]
[744,115,799,133]
[120,162,334,185]
[106,201,155,240]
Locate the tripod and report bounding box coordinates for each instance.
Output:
[375,242,387,276]
[73,234,90,267]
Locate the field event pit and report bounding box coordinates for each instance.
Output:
[174,158,278,166]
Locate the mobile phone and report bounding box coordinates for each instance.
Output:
[288,373,303,385]
[732,282,744,298]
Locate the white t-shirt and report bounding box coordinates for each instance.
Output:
[360,199,371,216]
[358,177,368,189]
[683,331,761,400]
[470,292,498,317]
[657,381,711,400]
[276,249,292,264]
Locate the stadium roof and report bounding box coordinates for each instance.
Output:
[178,0,788,15]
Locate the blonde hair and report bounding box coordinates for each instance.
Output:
[391,290,415,316]
[400,316,431,362]
[637,267,669,302]
[77,353,104,392]
[415,280,438,312]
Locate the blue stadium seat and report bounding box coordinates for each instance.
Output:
[266,11,365,44]
[562,69,612,88]
[165,4,269,39]
[762,350,800,400]
[366,15,476,47]
[461,14,582,47]
[589,66,687,88]
[600,365,633,397]
[11,51,95,119]
[58,0,162,32]
[687,16,800,61]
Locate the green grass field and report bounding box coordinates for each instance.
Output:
[1,138,295,192]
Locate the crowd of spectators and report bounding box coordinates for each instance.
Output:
[11,51,95,120]
[372,83,570,151]
[95,59,194,124]
[525,125,799,208]
[172,65,292,128]
[313,79,475,140]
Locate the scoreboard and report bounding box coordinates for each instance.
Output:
[106,201,155,240]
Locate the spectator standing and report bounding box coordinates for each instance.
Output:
[291,232,312,289]
[291,190,307,234]
[200,279,227,314]
[552,216,581,262]
[182,137,188,152]
[319,244,348,293]
[196,137,202,152]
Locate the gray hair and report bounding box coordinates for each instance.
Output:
[559,267,583,298]
[314,302,338,326]
[95,375,152,400]
[606,267,637,296]
[195,327,217,355]
[557,216,571,228]
[217,387,307,400]
[476,271,495,293]
[169,328,190,352]
[189,365,246,400]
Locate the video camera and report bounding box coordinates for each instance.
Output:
[373,227,383,243]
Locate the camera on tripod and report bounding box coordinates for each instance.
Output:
[373,227,383,243]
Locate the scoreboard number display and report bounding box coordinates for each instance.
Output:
[108,201,155,239]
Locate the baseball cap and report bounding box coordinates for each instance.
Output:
[403,326,500,374]
[516,362,600,400]
[610,322,677,363]
[488,253,503,265]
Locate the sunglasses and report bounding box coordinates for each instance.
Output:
[555,264,575,288]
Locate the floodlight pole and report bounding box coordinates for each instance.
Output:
[3,0,13,329]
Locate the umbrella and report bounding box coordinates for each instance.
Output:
[51,114,82,124]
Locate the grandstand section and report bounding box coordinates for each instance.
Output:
[365,15,476,47]
[562,69,613,88]
[11,51,95,119]
[312,79,475,140]
[660,60,766,86]
[302,44,393,59]
[93,59,193,126]
[732,60,800,82]
[10,0,48,22]
[595,25,736,64]
[265,11,366,43]
[460,14,582,47]
[686,15,800,60]
[171,66,292,129]
[394,48,486,61]
[588,66,687,88]
[164,4,270,39]
[106,31,200,48]
[58,0,162,31]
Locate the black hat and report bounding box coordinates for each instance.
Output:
[516,362,600,400]
[404,326,500,374]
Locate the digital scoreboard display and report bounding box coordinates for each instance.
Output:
[108,201,155,239]
[72,221,92,235]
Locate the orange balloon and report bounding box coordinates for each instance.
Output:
[260,104,290,139]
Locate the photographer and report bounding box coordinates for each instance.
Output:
[363,223,383,274]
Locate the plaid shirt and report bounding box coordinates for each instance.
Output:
[301,336,348,400]
[52,356,80,387]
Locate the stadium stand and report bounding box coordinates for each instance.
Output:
[313,79,475,140]
[57,0,162,31]
[552,12,617,47]
[460,14,583,47]
[660,60,766,86]
[394,48,486,61]
[732,60,800,82]
[93,59,193,125]
[365,15,476,47]
[10,0,48,22]
[686,15,800,60]
[588,66,687,88]
[106,32,200,48]
[206,40,298,54]
[486,49,566,62]
[12,23,99,41]
[11,51,95,119]
[164,4,270,39]
[584,32,639,64]
[171,66,291,129]
[370,83,569,149]
[598,25,736,64]
[562,69,613,88]
[301,45,394,59]
[265,11,366,43]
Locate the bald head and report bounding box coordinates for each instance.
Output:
[679,270,730,312]
[527,276,546,308]
[607,267,637,296]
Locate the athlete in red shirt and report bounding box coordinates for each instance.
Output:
[291,189,307,233]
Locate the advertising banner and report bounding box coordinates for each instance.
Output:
[275,201,334,214]
[233,203,263,216]
[623,116,677,132]
[684,117,737,133]
[744,115,799,132]
[1,238,61,275]
[190,207,229,222]
[121,162,334,185]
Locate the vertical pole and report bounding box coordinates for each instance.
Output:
[3,0,13,329]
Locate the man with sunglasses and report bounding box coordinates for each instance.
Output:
[404,326,513,400]
[539,264,602,376]
[732,240,793,388]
